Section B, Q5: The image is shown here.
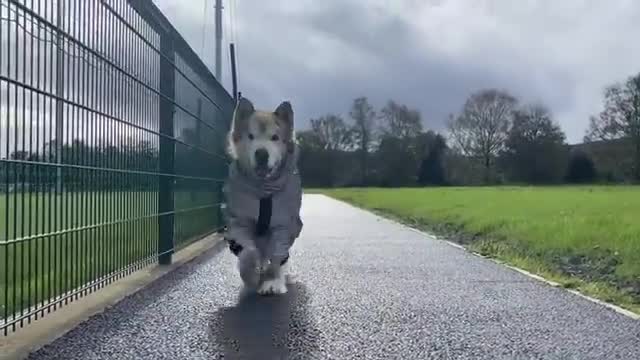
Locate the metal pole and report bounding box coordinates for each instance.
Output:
[230,43,238,102]
[215,0,222,80]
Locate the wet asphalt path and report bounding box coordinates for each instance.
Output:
[28,195,640,359]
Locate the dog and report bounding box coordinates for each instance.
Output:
[223,97,303,295]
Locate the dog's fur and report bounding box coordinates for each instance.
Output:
[226,98,298,295]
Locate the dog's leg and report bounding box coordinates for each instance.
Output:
[283,259,296,284]
[257,261,288,295]
[237,247,261,289]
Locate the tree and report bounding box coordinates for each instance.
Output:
[447,89,517,183]
[296,130,331,187]
[296,130,324,151]
[502,104,568,183]
[417,131,448,186]
[371,101,425,186]
[375,135,417,186]
[349,97,376,185]
[379,100,422,139]
[308,114,353,186]
[296,125,359,188]
[310,114,352,151]
[585,73,640,181]
[442,150,486,185]
[566,151,597,183]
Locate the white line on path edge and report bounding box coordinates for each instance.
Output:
[340,198,640,321]
[407,225,640,321]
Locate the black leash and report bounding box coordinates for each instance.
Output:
[226,195,289,265]
[255,196,273,237]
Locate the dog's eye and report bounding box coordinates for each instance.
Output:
[271,134,280,141]
[248,133,254,140]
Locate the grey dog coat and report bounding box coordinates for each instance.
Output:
[223,148,303,264]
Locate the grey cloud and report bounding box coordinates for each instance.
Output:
[229,0,499,133]
[143,1,640,143]
[305,2,412,58]
[5,0,638,147]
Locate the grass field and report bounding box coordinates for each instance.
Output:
[318,186,640,313]
[0,190,221,322]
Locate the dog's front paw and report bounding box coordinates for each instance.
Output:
[257,278,287,296]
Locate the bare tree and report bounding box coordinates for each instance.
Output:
[349,97,377,184]
[379,100,423,139]
[310,114,352,151]
[585,73,640,181]
[300,115,354,186]
[447,89,517,183]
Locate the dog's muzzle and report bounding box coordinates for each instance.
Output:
[254,149,271,178]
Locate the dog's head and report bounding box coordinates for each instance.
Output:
[228,97,295,179]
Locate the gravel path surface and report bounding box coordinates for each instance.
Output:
[28,195,640,359]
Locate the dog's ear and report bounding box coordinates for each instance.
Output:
[231,98,255,142]
[274,101,294,152]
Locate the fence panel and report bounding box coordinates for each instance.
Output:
[0,0,233,334]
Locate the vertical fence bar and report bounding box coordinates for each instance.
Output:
[12,0,19,330]
[34,0,41,320]
[158,30,174,265]
[1,0,8,335]
[224,42,239,230]
[20,0,28,327]
[27,0,35,323]
[46,0,54,315]
[230,43,237,102]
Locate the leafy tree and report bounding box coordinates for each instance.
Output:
[502,104,567,183]
[566,151,597,183]
[417,131,448,186]
[375,135,417,186]
[585,73,640,181]
[296,128,359,187]
[371,101,426,186]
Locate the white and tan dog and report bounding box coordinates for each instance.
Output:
[223,97,303,295]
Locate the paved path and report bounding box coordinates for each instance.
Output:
[29,195,640,360]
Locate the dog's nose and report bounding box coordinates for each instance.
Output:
[254,149,269,167]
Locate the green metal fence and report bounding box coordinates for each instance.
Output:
[0,0,234,334]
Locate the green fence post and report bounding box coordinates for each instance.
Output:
[158,32,175,265]
[217,109,232,234]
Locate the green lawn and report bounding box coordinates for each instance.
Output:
[317,186,640,313]
[0,190,221,321]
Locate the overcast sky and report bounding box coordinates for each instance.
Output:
[154,0,640,144]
